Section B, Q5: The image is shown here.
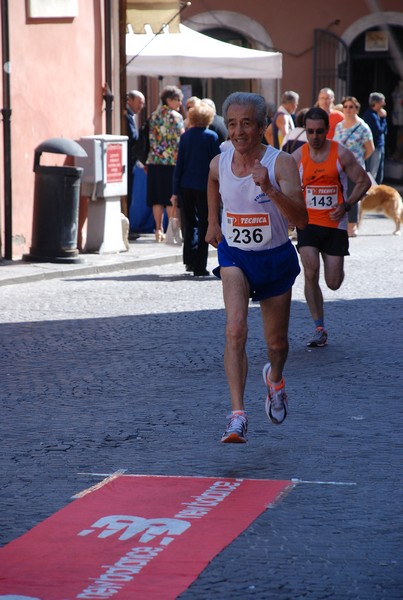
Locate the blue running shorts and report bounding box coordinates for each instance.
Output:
[213,237,301,301]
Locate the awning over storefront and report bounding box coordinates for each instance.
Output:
[126,24,282,79]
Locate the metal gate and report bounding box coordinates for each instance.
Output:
[312,29,350,104]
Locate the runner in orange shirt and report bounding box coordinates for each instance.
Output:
[292,107,371,347]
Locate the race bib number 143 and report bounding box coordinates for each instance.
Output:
[306,185,338,209]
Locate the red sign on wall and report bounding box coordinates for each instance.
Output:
[106,143,123,183]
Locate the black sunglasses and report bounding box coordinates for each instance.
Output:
[306,128,326,135]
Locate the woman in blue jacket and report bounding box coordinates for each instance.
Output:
[171,100,221,276]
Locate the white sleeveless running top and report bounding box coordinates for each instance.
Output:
[219,145,289,251]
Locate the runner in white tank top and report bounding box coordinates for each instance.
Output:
[206,92,308,444]
[219,144,289,250]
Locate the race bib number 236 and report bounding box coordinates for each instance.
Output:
[225,211,271,249]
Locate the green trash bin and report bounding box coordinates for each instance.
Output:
[24,138,87,263]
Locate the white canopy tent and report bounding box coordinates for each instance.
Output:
[126,24,282,79]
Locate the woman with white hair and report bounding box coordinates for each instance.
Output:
[171,100,221,275]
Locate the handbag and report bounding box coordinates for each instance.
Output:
[165,206,182,246]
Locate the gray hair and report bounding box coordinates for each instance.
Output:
[222,92,268,129]
[369,92,385,106]
[127,90,145,101]
[281,90,299,104]
[318,87,335,100]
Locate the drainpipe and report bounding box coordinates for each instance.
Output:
[1,0,12,260]
[103,0,113,133]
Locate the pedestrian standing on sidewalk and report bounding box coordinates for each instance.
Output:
[316,87,344,140]
[171,100,221,276]
[362,92,388,184]
[333,96,374,237]
[146,85,185,243]
[264,91,299,149]
[292,107,371,348]
[206,92,308,443]
[125,90,146,226]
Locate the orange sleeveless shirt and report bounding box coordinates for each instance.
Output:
[299,141,347,229]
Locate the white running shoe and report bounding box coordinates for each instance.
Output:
[262,363,288,425]
[221,412,248,443]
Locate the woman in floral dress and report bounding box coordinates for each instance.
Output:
[146,85,185,242]
[334,96,374,236]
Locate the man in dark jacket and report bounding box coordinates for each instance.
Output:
[362,92,388,184]
[126,90,145,218]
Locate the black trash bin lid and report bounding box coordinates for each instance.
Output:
[34,137,87,170]
[35,137,88,158]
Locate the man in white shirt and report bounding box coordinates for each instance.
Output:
[264,91,299,148]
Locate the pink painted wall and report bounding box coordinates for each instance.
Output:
[184,0,403,106]
[1,1,105,257]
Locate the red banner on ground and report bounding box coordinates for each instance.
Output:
[0,474,293,599]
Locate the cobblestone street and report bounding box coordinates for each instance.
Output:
[0,214,402,599]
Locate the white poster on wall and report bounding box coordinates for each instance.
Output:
[27,0,78,19]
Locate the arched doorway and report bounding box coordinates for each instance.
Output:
[342,12,403,180]
[313,14,403,181]
[349,25,403,167]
